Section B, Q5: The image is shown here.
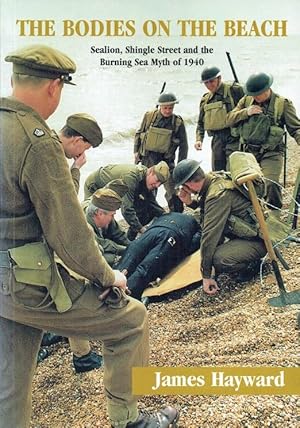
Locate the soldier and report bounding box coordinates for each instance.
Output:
[58,112,103,193]
[134,92,188,212]
[195,66,244,171]
[82,180,130,267]
[173,159,267,295]
[226,72,300,210]
[38,113,104,372]
[0,45,178,428]
[84,162,170,240]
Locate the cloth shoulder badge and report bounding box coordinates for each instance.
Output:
[33,128,45,137]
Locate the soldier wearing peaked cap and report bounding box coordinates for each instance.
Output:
[38,112,104,373]
[57,113,103,193]
[134,92,188,213]
[0,44,176,428]
[84,162,169,241]
[82,181,130,267]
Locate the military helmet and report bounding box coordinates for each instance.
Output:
[173,159,203,188]
[201,66,221,83]
[157,92,179,106]
[244,72,273,96]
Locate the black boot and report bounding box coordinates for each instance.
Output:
[236,260,261,283]
[73,350,103,373]
[41,332,63,347]
[124,406,179,427]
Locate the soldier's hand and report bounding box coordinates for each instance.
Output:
[247,105,263,116]
[177,185,192,205]
[194,140,203,151]
[112,270,127,290]
[71,153,87,169]
[202,278,220,295]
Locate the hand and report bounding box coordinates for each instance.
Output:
[202,278,220,295]
[247,105,263,116]
[71,153,87,169]
[177,185,193,205]
[112,270,127,290]
[194,140,203,151]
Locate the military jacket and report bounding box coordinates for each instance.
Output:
[195,173,259,278]
[226,90,300,145]
[82,199,129,266]
[84,164,165,233]
[134,109,188,168]
[0,97,115,287]
[196,82,244,141]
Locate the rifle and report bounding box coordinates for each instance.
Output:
[283,130,287,188]
[226,52,239,83]
[156,81,166,108]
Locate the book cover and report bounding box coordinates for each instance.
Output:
[0,1,299,427]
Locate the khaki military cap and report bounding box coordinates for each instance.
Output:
[153,161,170,183]
[67,113,103,147]
[5,44,76,85]
[92,188,123,211]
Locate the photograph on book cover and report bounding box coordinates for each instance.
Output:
[0,0,299,427]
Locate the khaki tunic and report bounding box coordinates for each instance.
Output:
[196,82,244,171]
[195,174,266,278]
[226,90,300,208]
[0,97,148,428]
[84,164,165,233]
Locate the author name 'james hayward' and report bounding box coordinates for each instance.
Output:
[151,370,285,392]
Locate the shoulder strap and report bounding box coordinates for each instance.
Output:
[273,95,285,125]
[144,110,159,130]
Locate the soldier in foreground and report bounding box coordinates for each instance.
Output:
[195,66,244,171]
[173,159,267,294]
[0,45,178,428]
[226,72,300,210]
[134,92,188,212]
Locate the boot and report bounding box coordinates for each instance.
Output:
[73,350,103,373]
[236,260,261,283]
[41,332,63,347]
[124,406,179,427]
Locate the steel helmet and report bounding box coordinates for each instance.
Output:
[173,159,203,188]
[244,72,273,96]
[157,92,179,106]
[201,66,221,83]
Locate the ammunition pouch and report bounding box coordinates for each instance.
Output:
[227,214,259,238]
[203,101,228,131]
[264,125,284,151]
[144,126,172,153]
[8,241,72,313]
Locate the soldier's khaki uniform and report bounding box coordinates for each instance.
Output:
[134,109,188,212]
[84,164,165,238]
[227,91,300,209]
[82,199,129,267]
[196,82,244,171]
[0,97,148,428]
[191,173,266,278]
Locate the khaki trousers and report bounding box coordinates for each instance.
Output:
[0,271,149,428]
